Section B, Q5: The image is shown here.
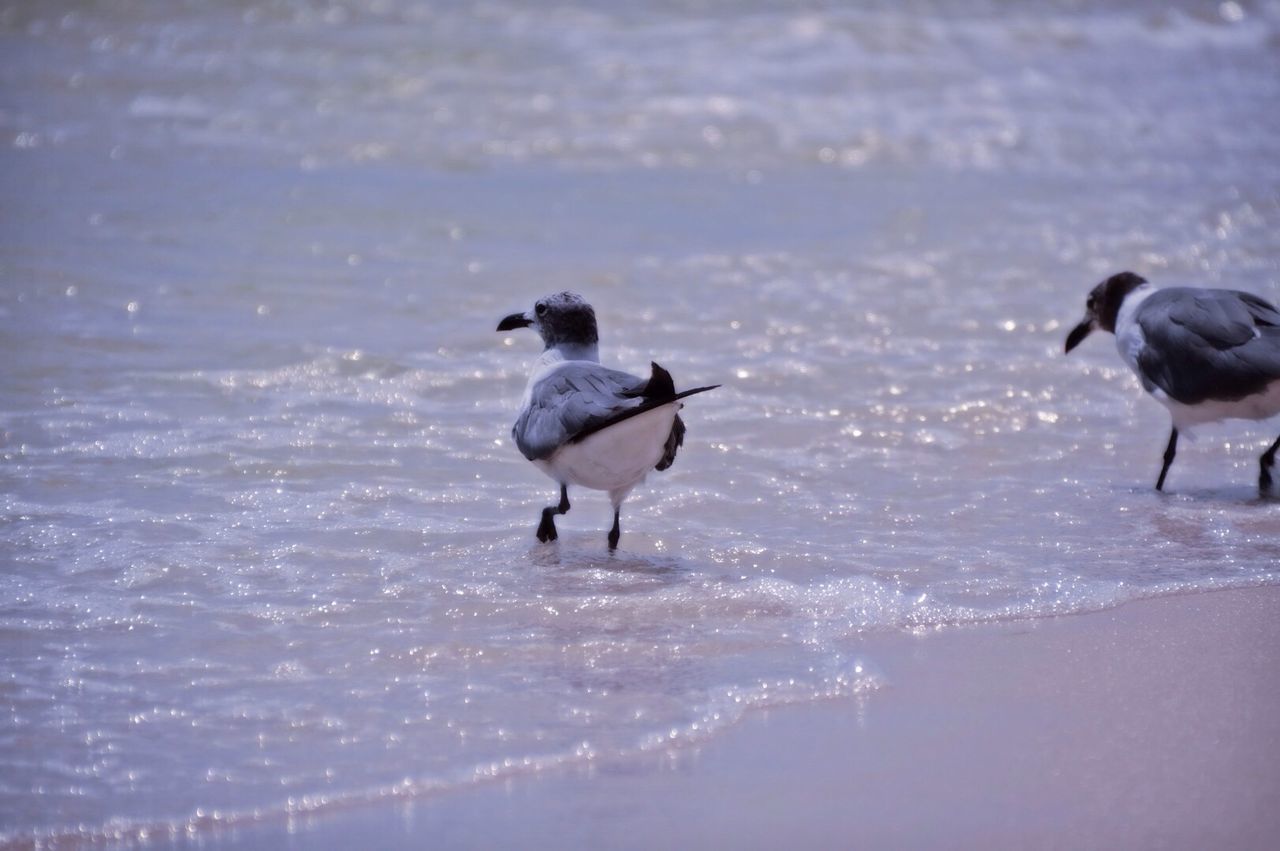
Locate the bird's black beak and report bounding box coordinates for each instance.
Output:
[496,312,532,332]
[1064,317,1094,354]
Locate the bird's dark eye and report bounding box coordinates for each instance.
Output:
[535,303,547,316]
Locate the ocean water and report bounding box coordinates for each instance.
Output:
[2,0,1279,845]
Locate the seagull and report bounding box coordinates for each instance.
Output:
[496,292,718,548]
[1065,271,1280,494]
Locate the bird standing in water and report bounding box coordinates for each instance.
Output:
[497,292,718,548]
[1065,271,1280,494]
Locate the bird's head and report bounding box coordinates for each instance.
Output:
[497,291,599,351]
[1065,271,1149,353]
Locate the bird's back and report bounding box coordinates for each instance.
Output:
[1135,287,1280,406]
[513,361,648,462]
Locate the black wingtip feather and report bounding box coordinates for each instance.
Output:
[566,363,718,447]
[673,384,720,401]
[645,362,677,399]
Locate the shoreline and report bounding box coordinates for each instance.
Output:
[141,584,1280,849]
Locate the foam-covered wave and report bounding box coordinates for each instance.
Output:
[1,656,881,849]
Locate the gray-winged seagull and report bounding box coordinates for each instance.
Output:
[497,292,719,548]
[1065,271,1280,494]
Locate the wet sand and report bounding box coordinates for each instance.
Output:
[211,586,1280,849]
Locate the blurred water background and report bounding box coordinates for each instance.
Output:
[2,0,1279,844]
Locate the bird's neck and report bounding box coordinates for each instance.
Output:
[1112,283,1157,334]
[1112,284,1157,374]
[526,344,601,388]
[542,341,600,364]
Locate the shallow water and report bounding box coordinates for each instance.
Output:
[2,0,1279,844]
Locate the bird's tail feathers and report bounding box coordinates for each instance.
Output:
[655,413,686,471]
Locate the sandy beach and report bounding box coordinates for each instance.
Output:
[193,585,1280,849]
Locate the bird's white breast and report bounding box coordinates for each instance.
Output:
[534,403,680,500]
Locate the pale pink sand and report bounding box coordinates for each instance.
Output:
[225,587,1280,849]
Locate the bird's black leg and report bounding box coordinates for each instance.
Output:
[1259,434,1280,495]
[607,509,621,550]
[1155,427,1178,492]
[536,485,570,543]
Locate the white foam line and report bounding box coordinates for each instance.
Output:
[2,668,883,850]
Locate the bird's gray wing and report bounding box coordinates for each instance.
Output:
[1136,287,1280,404]
[513,362,648,461]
